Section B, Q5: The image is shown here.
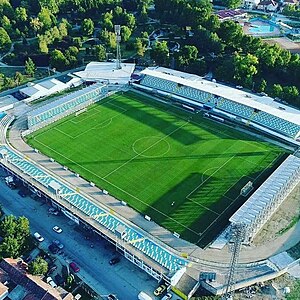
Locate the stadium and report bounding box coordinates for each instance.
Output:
[0,62,300,297]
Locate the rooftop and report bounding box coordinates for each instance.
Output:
[74,61,136,84]
[27,83,105,119]
[215,9,246,20]
[0,258,74,300]
[141,68,300,126]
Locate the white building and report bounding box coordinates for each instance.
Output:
[74,62,136,85]
[243,0,260,9]
[19,77,82,103]
[257,0,278,11]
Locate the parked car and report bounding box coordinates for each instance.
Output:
[48,207,59,215]
[161,293,173,300]
[47,265,57,275]
[48,244,59,254]
[52,226,62,234]
[46,276,57,288]
[69,262,80,273]
[18,189,28,197]
[55,274,64,286]
[107,294,118,300]
[154,284,166,296]
[33,232,44,242]
[52,240,64,249]
[8,182,17,189]
[109,257,120,265]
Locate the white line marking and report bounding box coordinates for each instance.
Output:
[103,121,190,179]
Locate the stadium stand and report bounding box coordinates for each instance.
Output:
[229,155,300,242]
[0,145,187,273]
[251,112,300,138]
[27,83,107,131]
[136,68,300,141]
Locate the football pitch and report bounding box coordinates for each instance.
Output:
[26,91,286,247]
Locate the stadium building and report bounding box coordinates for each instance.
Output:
[0,64,299,297]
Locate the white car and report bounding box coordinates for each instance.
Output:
[162,293,173,300]
[46,276,57,288]
[52,226,62,234]
[33,232,44,242]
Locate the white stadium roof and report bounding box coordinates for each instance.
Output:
[74,62,135,84]
[230,154,300,229]
[20,78,69,101]
[27,82,104,118]
[141,68,300,126]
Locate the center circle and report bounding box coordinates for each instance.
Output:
[132,137,170,158]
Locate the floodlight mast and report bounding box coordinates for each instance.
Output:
[222,223,246,300]
[114,25,122,70]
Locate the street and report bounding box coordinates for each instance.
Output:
[0,170,160,300]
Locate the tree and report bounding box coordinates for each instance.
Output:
[177,45,198,68]
[0,236,20,258]
[121,25,131,42]
[282,85,299,103]
[0,216,30,258]
[15,7,27,23]
[16,216,30,240]
[256,45,280,69]
[30,17,43,36]
[135,37,146,57]
[0,27,11,51]
[82,18,94,36]
[14,72,23,85]
[1,16,11,32]
[257,79,267,92]
[151,41,169,66]
[58,20,68,38]
[39,0,59,14]
[233,53,258,87]
[272,84,283,98]
[25,58,36,77]
[50,49,68,71]
[124,13,136,30]
[95,44,106,61]
[38,7,53,30]
[217,20,243,49]
[223,0,242,9]
[102,12,113,31]
[0,215,17,237]
[101,29,117,50]
[38,35,48,53]
[28,257,48,275]
[65,46,79,68]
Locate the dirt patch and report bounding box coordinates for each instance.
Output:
[235,274,297,300]
[263,37,300,53]
[252,183,300,246]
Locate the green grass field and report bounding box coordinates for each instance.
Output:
[26,91,286,247]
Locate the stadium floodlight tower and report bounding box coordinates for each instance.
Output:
[222,223,246,300]
[114,24,122,70]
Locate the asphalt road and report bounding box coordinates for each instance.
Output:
[0,170,160,300]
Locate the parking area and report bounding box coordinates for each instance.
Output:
[0,171,182,300]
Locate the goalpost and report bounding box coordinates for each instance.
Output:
[240,181,253,197]
[75,108,87,116]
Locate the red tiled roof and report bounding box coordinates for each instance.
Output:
[0,259,58,300]
[215,9,246,20]
[258,0,277,5]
